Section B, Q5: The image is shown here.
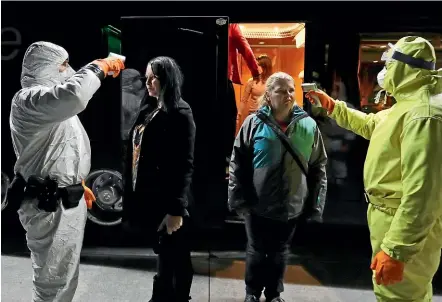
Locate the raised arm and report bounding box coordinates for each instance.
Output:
[230,24,260,78]
[306,90,387,140]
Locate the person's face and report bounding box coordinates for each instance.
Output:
[267,78,296,115]
[59,59,69,72]
[145,64,161,98]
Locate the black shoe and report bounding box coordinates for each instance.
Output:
[245,294,260,302]
[267,297,285,302]
[149,275,175,302]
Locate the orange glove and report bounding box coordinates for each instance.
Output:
[370,250,405,286]
[305,89,336,113]
[81,180,96,209]
[92,57,125,78]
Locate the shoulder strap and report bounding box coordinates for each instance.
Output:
[256,111,309,177]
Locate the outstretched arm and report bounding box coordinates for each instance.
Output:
[306,90,386,140]
[17,65,103,125]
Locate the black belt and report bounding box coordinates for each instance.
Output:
[7,174,85,212]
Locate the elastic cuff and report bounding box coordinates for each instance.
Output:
[328,100,343,117]
[380,243,408,263]
[83,63,105,81]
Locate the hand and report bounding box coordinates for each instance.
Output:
[305,89,336,113]
[81,180,96,209]
[157,214,183,235]
[92,57,125,78]
[370,250,405,286]
[306,214,323,224]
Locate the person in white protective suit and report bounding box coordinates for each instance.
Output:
[9,41,125,302]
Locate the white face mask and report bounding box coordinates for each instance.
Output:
[377,67,387,89]
[59,65,76,83]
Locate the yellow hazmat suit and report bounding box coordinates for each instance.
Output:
[324,37,442,301]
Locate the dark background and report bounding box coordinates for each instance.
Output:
[121,16,230,227]
[2,2,442,297]
[2,0,442,239]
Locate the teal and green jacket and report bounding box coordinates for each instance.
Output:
[228,105,328,221]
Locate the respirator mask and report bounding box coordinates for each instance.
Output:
[59,63,76,83]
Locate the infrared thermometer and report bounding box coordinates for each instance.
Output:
[107,52,126,76]
[301,83,322,107]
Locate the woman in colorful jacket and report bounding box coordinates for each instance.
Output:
[228,72,328,302]
[306,36,442,302]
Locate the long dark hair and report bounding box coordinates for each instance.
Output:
[147,56,184,112]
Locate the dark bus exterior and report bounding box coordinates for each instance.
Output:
[2,3,441,241]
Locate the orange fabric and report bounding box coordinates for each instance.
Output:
[305,90,336,113]
[81,180,96,209]
[370,250,405,286]
[92,57,125,78]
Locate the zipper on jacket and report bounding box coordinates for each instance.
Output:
[266,112,308,214]
[286,112,309,133]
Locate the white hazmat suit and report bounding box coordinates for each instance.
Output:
[9,41,102,302]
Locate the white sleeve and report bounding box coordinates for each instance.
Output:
[19,68,102,124]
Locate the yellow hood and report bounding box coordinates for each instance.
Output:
[383,36,441,101]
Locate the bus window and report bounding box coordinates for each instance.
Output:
[359,32,442,114]
[234,23,306,135]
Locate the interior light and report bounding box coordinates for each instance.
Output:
[239,25,245,30]
[259,41,265,45]
[274,27,279,31]
[380,45,387,49]
[373,60,379,63]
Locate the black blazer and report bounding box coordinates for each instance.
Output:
[123,98,196,228]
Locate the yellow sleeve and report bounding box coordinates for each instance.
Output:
[330,101,385,140]
[381,117,442,262]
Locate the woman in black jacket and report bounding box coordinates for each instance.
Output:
[123,56,196,302]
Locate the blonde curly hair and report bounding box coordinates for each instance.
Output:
[258,72,295,108]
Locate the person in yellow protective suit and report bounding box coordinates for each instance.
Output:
[305,36,442,302]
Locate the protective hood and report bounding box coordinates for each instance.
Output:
[383,36,441,102]
[20,41,75,88]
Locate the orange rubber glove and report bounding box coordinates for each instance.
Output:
[305,89,336,114]
[81,180,96,209]
[92,57,125,78]
[370,250,405,286]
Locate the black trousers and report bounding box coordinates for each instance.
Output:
[151,218,194,302]
[244,214,297,300]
